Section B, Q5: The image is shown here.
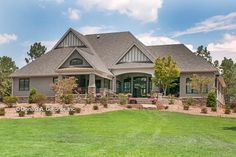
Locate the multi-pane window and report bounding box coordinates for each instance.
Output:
[123,78,131,93]
[53,77,58,84]
[70,58,83,66]
[148,77,152,94]
[186,78,208,94]
[19,78,30,91]
[104,79,110,89]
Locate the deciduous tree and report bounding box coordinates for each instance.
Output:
[220,57,236,104]
[153,56,180,96]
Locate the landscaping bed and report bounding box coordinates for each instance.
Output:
[0,103,125,119]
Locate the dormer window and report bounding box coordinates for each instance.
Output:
[70,58,83,66]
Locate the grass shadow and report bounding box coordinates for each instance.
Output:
[223,126,236,131]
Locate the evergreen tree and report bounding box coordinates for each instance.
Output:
[25,42,47,63]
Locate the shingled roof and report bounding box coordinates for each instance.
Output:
[11,28,218,78]
[147,44,218,72]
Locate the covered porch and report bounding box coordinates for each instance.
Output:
[115,73,153,97]
[56,68,113,95]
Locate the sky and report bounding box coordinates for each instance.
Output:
[0,0,236,68]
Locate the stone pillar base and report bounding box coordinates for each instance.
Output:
[88,87,96,95]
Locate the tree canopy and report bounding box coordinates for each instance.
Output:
[195,45,212,63]
[153,56,180,96]
[0,56,18,98]
[220,57,236,104]
[25,42,47,63]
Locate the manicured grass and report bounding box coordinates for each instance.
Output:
[0,110,236,157]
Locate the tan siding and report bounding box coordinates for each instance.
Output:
[13,77,56,97]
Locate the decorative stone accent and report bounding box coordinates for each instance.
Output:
[16,96,55,103]
[88,87,96,95]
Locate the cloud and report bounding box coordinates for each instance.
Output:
[24,40,57,51]
[0,33,17,45]
[41,40,57,50]
[174,12,236,37]
[137,32,179,45]
[39,0,64,4]
[67,8,80,20]
[77,0,163,22]
[136,32,196,52]
[79,25,115,34]
[208,33,236,62]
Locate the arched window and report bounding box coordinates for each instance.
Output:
[70,58,83,66]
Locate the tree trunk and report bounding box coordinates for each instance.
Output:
[163,86,167,96]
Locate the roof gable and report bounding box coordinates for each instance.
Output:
[117,45,152,64]
[85,32,155,68]
[58,50,92,69]
[57,31,85,48]
[53,29,86,49]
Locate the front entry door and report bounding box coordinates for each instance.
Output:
[133,77,147,97]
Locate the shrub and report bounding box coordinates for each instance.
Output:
[93,105,99,110]
[225,108,231,114]
[32,93,47,106]
[86,94,95,104]
[41,104,47,112]
[54,107,61,114]
[201,107,208,114]
[61,94,74,104]
[103,104,108,108]
[118,94,128,105]
[156,101,165,110]
[233,108,236,113]
[18,110,25,117]
[126,105,132,109]
[26,106,34,115]
[69,108,76,115]
[207,91,217,107]
[3,96,17,108]
[230,101,236,109]
[211,107,217,112]
[75,107,81,113]
[51,77,77,103]
[100,96,108,105]
[186,97,194,106]
[0,108,5,116]
[183,105,189,110]
[168,95,175,105]
[45,110,53,116]
[28,88,37,103]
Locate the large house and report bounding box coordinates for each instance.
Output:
[11,28,225,104]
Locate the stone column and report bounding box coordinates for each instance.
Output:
[112,77,116,93]
[88,73,96,95]
[58,75,63,81]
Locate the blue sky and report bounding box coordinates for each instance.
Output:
[0,0,236,68]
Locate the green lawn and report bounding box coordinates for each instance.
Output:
[0,110,236,157]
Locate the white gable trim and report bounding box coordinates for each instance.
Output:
[55,48,96,70]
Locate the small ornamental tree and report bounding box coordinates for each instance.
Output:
[51,77,77,103]
[153,56,180,96]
